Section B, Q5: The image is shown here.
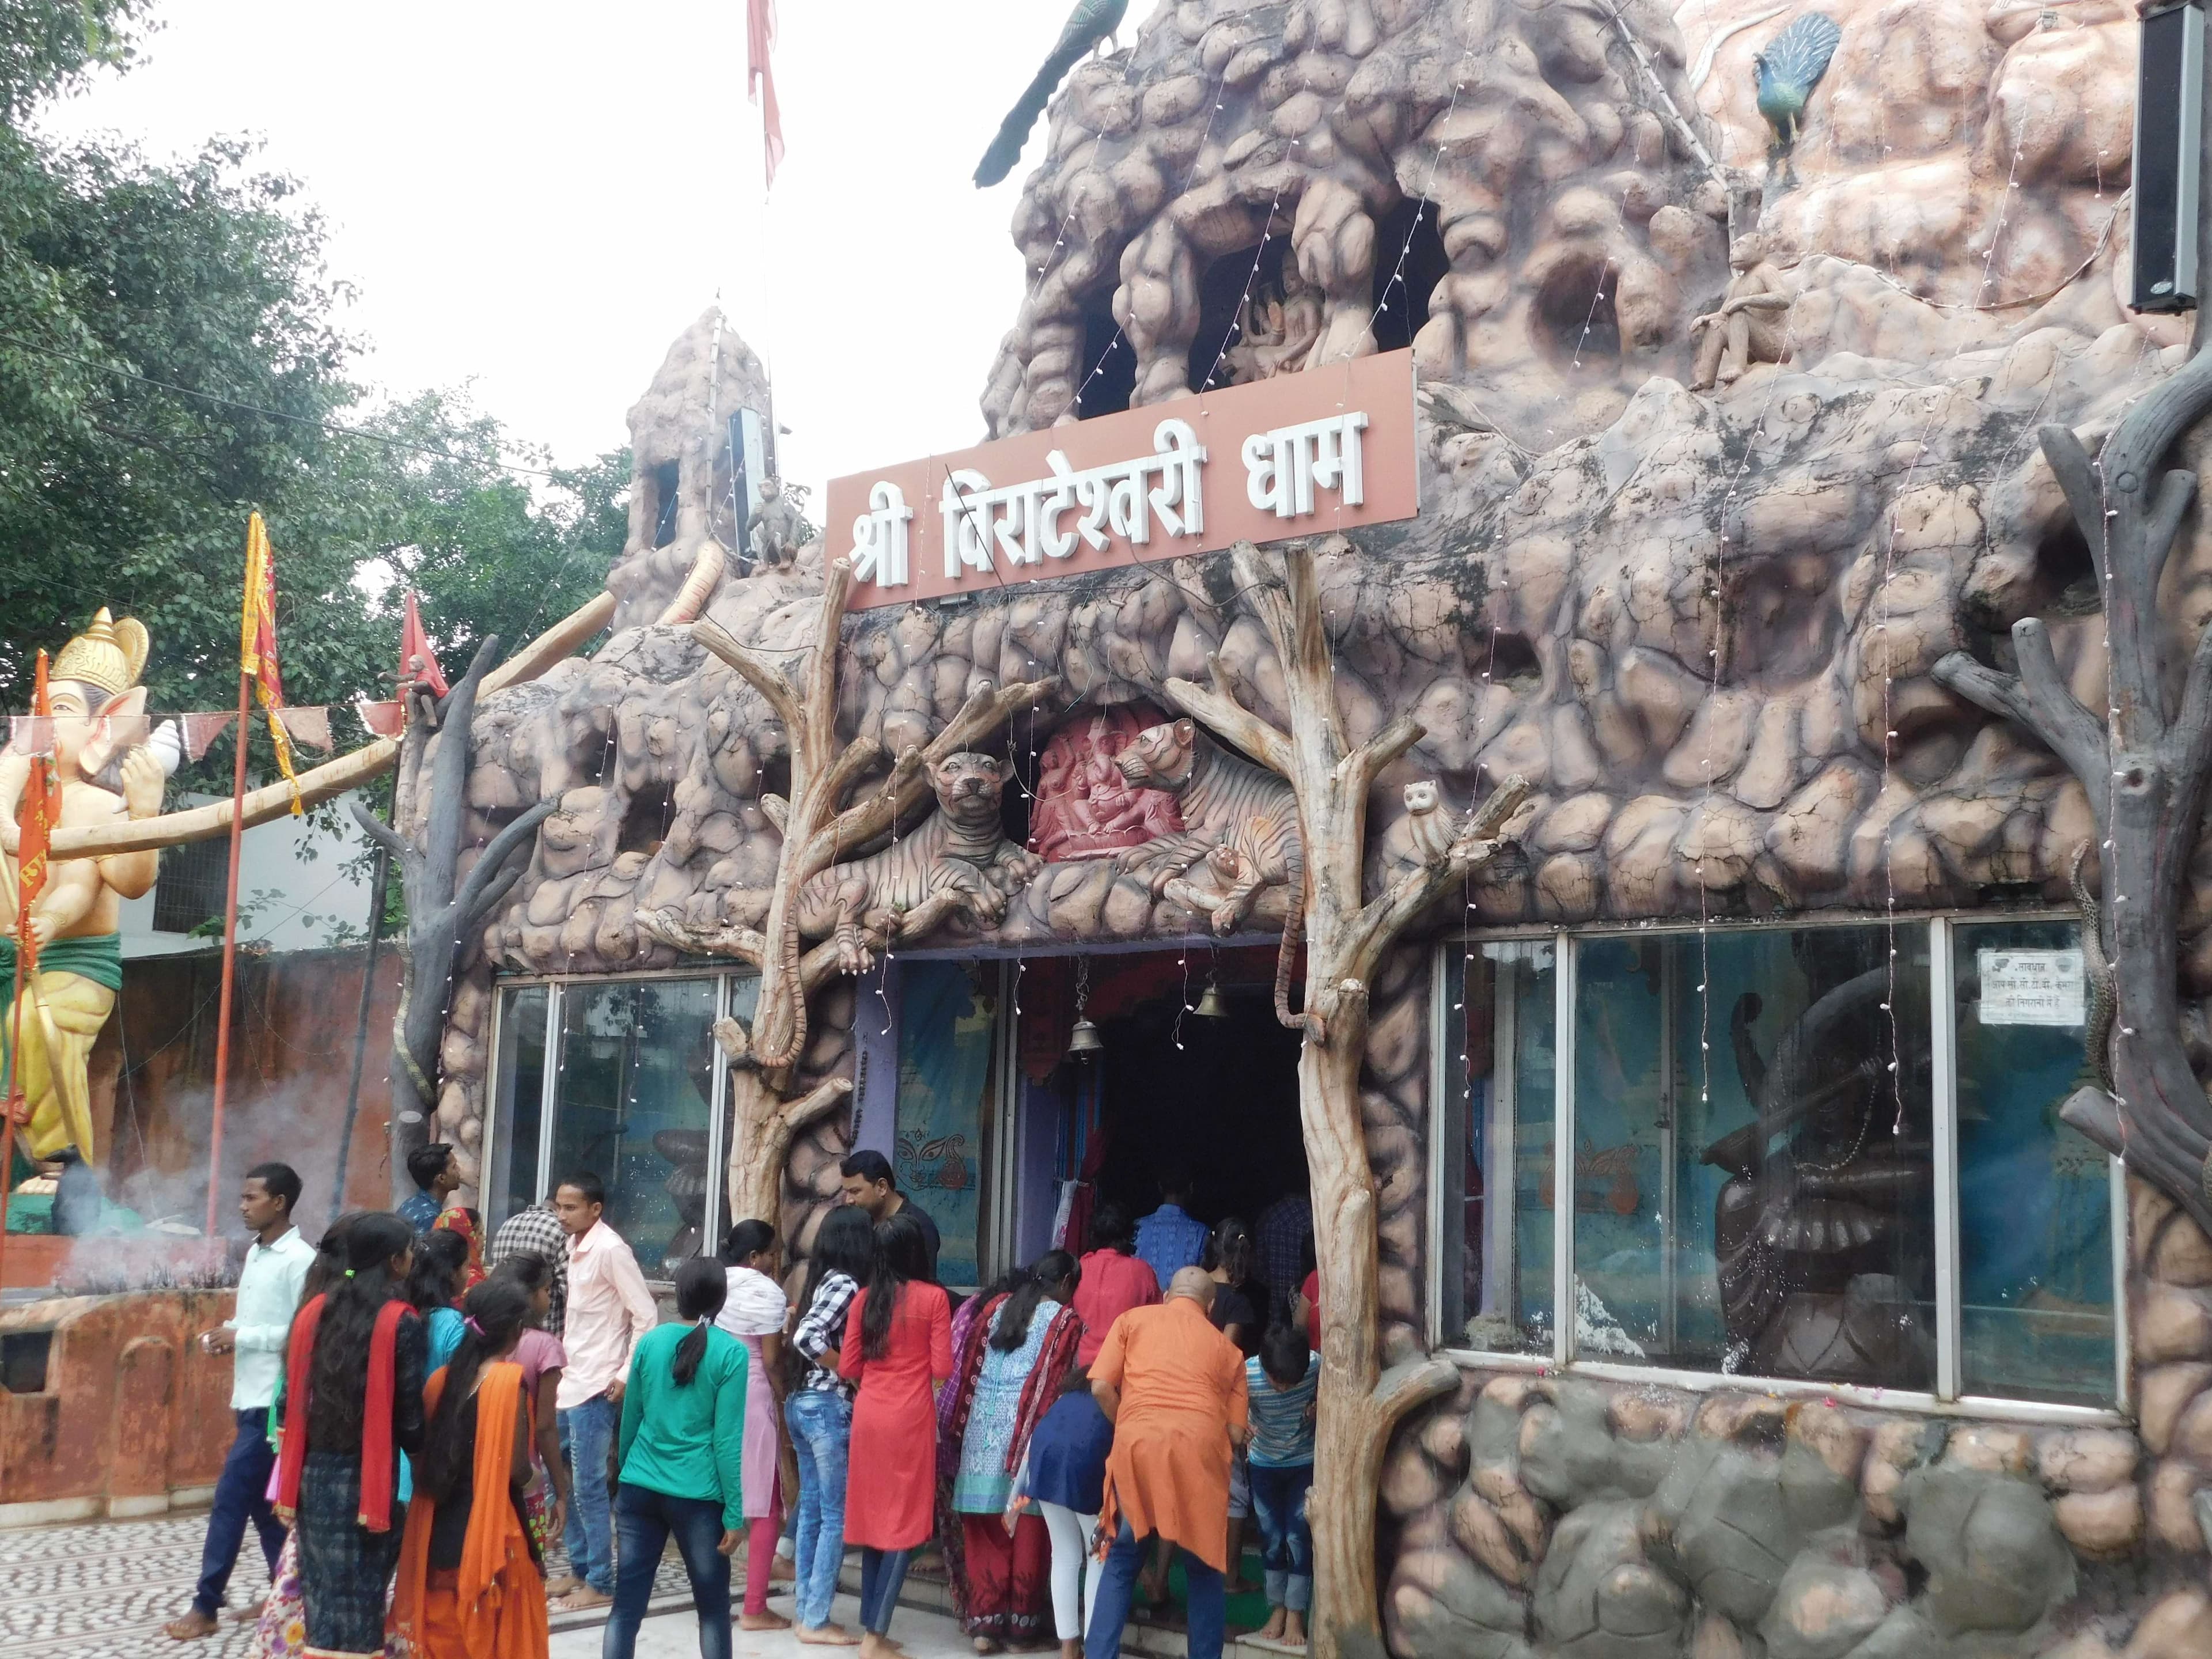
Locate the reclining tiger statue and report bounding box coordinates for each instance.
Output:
[795,749,1041,974]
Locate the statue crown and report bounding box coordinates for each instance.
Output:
[52,608,150,699]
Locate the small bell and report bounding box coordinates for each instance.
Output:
[1192,980,1230,1020]
[1067,957,1104,1059]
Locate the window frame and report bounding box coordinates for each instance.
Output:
[484,965,757,1275]
[1429,914,2131,1428]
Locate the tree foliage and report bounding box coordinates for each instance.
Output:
[0,1,626,746]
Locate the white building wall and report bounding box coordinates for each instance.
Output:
[118,790,378,959]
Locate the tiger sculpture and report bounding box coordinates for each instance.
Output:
[795,750,1041,975]
[1110,718,1321,1039]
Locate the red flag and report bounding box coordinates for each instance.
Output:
[748,0,784,188]
[398,590,449,699]
[240,512,302,813]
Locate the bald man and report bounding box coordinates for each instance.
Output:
[1085,1267,1250,1659]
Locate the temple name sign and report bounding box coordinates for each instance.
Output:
[827,350,1416,608]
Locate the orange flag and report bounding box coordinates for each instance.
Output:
[240,512,302,814]
[748,0,783,187]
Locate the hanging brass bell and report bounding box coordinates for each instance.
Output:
[1192,982,1230,1020]
[1066,1016,1105,1058]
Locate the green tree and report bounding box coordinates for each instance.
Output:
[1,0,624,741]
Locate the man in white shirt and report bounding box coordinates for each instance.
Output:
[164,1163,316,1641]
[547,1170,659,1611]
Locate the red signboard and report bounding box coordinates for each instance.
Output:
[825,351,1418,609]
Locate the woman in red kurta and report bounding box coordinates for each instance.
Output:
[840,1209,953,1659]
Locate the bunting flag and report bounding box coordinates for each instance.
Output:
[748,0,784,187]
[240,512,303,814]
[276,704,332,753]
[181,711,237,763]
[356,700,404,739]
[398,590,449,700]
[14,652,63,976]
[6,717,52,757]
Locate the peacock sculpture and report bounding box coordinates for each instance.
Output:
[1753,10,1842,153]
[974,0,1129,187]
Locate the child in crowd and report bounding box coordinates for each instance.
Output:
[1244,1323,1320,1650]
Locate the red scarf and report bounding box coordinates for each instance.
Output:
[274,1293,414,1532]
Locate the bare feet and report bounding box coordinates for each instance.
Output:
[742,1611,794,1631]
[162,1610,218,1642]
[858,1634,902,1659]
[542,1574,582,1597]
[1260,1610,1288,1642]
[974,1639,1001,1655]
[797,1625,863,1646]
[1059,1641,1083,1659]
[551,1586,611,1612]
[1281,1611,1308,1649]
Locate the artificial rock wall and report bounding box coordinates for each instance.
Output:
[424,0,2212,1648]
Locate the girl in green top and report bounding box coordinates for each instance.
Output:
[605,1257,751,1659]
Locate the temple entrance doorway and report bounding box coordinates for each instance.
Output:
[1006,945,1310,1323]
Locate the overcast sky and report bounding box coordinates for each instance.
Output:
[37,0,1085,499]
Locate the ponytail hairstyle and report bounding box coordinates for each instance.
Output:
[992,1248,1078,1353]
[415,1277,531,1502]
[406,1226,471,1314]
[1202,1215,1255,1285]
[860,1209,930,1361]
[800,1203,875,1317]
[672,1256,728,1387]
[302,1212,363,1305]
[307,1211,416,1450]
[719,1217,778,1268]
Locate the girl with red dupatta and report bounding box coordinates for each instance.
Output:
[938,1251,1085,1653]
[274,1212,427,1659]
[388,1277,548,1659]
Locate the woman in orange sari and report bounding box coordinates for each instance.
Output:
[389,1277,548,1659]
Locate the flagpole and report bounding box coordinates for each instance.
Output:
[0,941,27,1284]
[204,661,252,1238]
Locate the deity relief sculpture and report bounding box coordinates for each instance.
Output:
[793,750,1041,972]
[1688,233,1797,392]
[1221,260,1324,386]
[1027,706,1183,862]
[0,610,172,1165]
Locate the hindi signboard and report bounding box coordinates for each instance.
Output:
[825,350,1418,609]
[1978,948,2088,1027]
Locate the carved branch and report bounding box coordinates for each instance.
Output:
[1343,775,1532,987]
[1933,646,2106,832]
[461,862,525,935]
[811,736,890,838]
[1161,671,1295,777]
[349,796,410,862]
[639,908,770,967]
[452,798,556,924]
[1349,713,1424,792]
[2037,424,2108,566]
[778,1073,855,1135]
[694,618,805,740]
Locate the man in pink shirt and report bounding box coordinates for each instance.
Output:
[547,1172,659,1611]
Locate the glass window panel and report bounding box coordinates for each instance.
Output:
[1954,918,2115,1405]
[487,986,549,1232]
[549,977,718,1277]
[895,960,998,1289]
[1441,941,1556,1354]
[1573,925,1936,1390]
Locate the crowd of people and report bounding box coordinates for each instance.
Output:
[161,1146,1322,1659]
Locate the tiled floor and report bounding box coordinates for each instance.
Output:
[0,1512,694,1658]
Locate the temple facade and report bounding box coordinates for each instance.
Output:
[435,0,2212,1652]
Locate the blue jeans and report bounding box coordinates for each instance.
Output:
[560,1393,620,1595]
[192,1408,283,1618]
[785,1388,853,1630]
[1248,1463,1313,1613]
[603,1484,732,1659]
[1086,1516,1223,1659]
[858,1546,911,1635]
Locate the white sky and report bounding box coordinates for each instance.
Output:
[36,0,1087,498]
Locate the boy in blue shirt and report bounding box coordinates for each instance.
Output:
[1244,1323,1320,1648]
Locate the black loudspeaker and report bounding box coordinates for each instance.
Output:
[2134,0,2206,313]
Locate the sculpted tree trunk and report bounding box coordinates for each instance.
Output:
[642,558,1052,1230]
[1161,539,1529,1659]
[352,636,555,1203]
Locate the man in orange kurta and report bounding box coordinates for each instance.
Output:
[1086,1268,1250,1659]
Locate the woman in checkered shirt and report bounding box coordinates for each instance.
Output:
[785,1205,876,1643]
